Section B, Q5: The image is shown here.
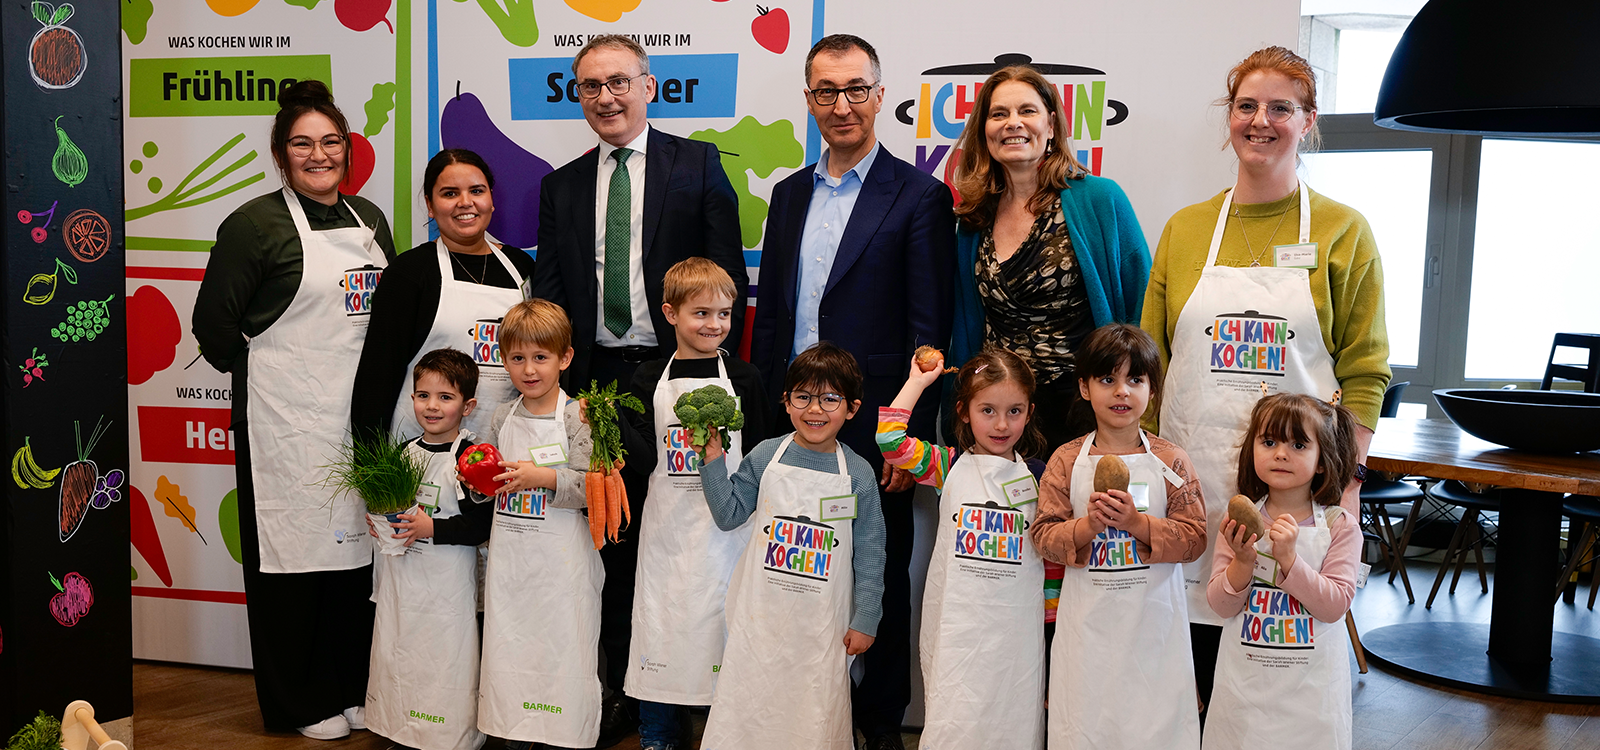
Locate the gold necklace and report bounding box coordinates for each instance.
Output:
[1235,187,1297,267]
[449,249,490,284]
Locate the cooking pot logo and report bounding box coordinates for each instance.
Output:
[1206,310,1294,377]
[953,501,1027,565]
[763,515,838,581]
[341,265,382,318]
[470,318,503,368]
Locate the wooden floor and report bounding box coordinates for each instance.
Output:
[133,559,1600,750]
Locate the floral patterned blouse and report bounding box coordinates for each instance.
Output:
[975,198,1095,385]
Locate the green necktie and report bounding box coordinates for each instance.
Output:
[603,147,634,338]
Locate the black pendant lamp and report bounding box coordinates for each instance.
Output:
[1375,0,1600,135]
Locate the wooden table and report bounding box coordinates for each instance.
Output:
[1362,418,1600,702]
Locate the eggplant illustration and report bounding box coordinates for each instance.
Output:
[440,90,553,250]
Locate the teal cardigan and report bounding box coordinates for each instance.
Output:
[948,174,1152,369]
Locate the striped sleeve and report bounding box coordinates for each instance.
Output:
[877,407,956,490]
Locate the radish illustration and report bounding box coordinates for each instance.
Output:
[751,5,788,54]
[336,0,394,33]
[48,571,93,626]
[339,132,376,194]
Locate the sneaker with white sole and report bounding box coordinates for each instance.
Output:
[342,705,367,730]
[297,714,350,740]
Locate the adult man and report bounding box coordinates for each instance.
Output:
[531,34,744,746]
[748,34,956,750]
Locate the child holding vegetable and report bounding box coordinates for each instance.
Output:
[1204,393,1361,750]
[697,342,885,750]
[877,345,1049,750]
[365,348,491,750]
[617,257,769,750]
[1031,323,1207,750]
[473,299,600,750]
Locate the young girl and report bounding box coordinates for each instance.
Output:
[1204,393,1361,750]
[1032,323,1207,750]
[878,346,1049,749]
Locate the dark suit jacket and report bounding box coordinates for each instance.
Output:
[532,126,745,389]
[749,146,957,461]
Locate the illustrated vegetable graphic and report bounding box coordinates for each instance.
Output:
[11,436,60,490]
[63,208,110,262]
[24,258,78,306]
[130,484,175,587]
[122,0,154,45]
[59,417,113,542]
[126,132,265,222]
[1227,494,1269,541]
[336,0,394,32]
[48,571,94,626]
[18,348,51,388]
[205,0,261,16]
[751,5,789,54]
[52,116,89,187]
[441,90,553,249]
[17,200,58,243]
[458,443,507,497]
[30,2,86,89]
[128,285,182,385]
[219,488,244,565]
[322,431,428,514]
[339,132,376,194]
[689,116,805,249]
[673,384,744,455]
[579,379,644,549]
[1093,454,1129,494]
[564,0,639,22]
[470,0,539,46]
[154,474,198,538]
[49,294,115,343]
[912,345,959,374]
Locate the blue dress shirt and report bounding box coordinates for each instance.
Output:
[792,143,881,357]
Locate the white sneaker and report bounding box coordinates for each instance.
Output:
[343,705,367,730]
[297,714,351,740]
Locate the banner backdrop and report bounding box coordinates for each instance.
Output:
[128,0,1298,671]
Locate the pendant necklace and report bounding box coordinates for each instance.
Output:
[1236,186,1297,267]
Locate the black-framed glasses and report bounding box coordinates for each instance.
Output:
[787,390,846,412]
[808,83,878,106]
[288,135,346,157]
[1230,99,1306,123]
[577,73,647,99]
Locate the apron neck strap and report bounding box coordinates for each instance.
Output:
[502,392,568,433]
[435,239,521,281]
[661,351,731,387]
[772,433,849,475]
[1205,178,1311,268]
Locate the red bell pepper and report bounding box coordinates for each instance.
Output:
[458,443,505,496]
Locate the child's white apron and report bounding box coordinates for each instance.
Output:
[477,395,603,746]
[626,354,748,704]
[1052,431,1198,750]
[701,436,854,750]
[919,451,1045,750]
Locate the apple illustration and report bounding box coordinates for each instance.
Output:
[48,571,93,627]
[441,90,554,249]
[752,5,788,54]
[340,132,376,195]
[336,0,394,33]
[127,285,182,386]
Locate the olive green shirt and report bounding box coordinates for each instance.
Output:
[193,189,397,424]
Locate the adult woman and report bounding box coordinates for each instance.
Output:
[193,80,396,740]
[948,65,1151,454]
[1140,46,1389,720]
[350,148,536,443]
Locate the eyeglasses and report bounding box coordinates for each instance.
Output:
[787,391,847,412]
[1230,99,1306,123]
[808,83,878,106]
[577,73,647,99]
[288,136,346,157]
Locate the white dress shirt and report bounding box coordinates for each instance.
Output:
[593,126,655,347]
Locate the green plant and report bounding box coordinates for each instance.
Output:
[321,432,428,514]
[5,711,61,750]
[578,379,644,473]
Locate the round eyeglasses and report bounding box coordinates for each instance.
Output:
[288,136,346,157]
[787,391,846,412]
[1230,99,1306,123]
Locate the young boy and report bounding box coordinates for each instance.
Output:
[474,299,600,750]
[365,347,491,750]
[618,258,770,750]
[697,342,885,750]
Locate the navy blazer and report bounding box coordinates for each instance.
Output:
[532,126,745,389]
[749,146,957,460]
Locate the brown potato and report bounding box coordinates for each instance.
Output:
[1226,495,1269,540]
[1093,454,1129,493]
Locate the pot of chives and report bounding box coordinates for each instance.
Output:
[323,433,428,556]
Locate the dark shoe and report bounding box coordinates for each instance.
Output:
[595,695,638,749]
[675,705,696,748]
[861,733,906,750]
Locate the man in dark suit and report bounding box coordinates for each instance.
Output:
[749,34,956,750]
[530,34,743,747]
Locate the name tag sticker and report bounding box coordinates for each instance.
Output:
[529,443,567,466]
[1001,476,1039,507]
[1129,482,1150,512]
[1356,562,1372,589]
[1274,242,1318,269]
[415,483,442,516]
[820,494,857,521]
[519,275,534,300]
[1253,549,1279,585]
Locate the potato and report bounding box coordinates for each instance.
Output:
[913,345,944,373]
[1226,495,1269,540]
[1093,454,1129,493]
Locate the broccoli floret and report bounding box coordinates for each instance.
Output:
[675,403,701,427]
[727,410,745,431]
[700,402,731,426]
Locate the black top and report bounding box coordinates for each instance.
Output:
[350,241,537,439]
[408,436,493,547]
[619,352,770,487]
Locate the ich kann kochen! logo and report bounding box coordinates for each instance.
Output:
[896,54,1129,191]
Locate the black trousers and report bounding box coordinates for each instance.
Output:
[851,458,916,737]
[235,422,375,731]
[1192,622,1223,724]
[587,346,648,692]
[1033,375,1098,457]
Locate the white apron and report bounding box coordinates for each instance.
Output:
[1160,181,1339,625]
[919,452,1045,750]
[1203,503,1350,750]
[625,354,748,704]
[387,240,525,442]
[1052,432,1199,750]
[477,394,604,746]
[367,432,485,750]
[701,436,855,750]
[247,187,387,573]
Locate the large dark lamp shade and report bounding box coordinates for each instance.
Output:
[1375,0,1600,135]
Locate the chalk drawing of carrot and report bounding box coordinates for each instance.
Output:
[125,133,265,222]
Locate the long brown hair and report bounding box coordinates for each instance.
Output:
[952,65,1088,231]
[1234,393,1357,507]
[954,346,1047,459]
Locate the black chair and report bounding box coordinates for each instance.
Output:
[1555,495,1600,609]
[1423,480,1502,608]
[1361,381,1422,602]
[1541,333,1600,393]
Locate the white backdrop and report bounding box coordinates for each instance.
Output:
[127,0,1299,675]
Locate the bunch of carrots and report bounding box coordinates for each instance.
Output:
[578,379,644,550]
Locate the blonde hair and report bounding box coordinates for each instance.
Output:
[499,299,572,354]
[952,65,1088,231]
[662,257,738,309]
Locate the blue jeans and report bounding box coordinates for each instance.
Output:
[638,700,681,747]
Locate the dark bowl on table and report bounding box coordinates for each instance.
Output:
[1432,388,1600,454]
